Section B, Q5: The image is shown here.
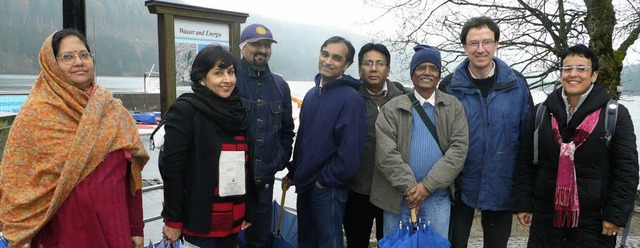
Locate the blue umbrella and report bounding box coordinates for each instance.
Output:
[422,224,450,248]
[236,230,246,248]
[379,209,417,248]
[270,188,296,248]
[397,223,450,248]
[378,222,409,248]
[380,208,451,248]
[237,190,297,248]
[147,238,181,248]
[0,233,7,248]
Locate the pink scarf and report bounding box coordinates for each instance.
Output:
[551,108,600,228]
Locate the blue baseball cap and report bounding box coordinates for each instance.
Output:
[240,24,277,44]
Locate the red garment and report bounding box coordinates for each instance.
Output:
[551,109,601,228]
[32,150,144,247]
[165,135,248,238]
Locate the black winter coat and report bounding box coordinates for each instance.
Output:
[513,83,639,247]
[161,92,255,235]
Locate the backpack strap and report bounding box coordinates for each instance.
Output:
[532,99,618,163]
[533,102,547,165]
[603,99,618,146]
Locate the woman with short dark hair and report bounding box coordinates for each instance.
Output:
[160,44,252,248]
[513,44,639,247]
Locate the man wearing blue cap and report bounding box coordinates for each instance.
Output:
[235,23,295,248]
[371,44,469,238]
[438,16,532,248]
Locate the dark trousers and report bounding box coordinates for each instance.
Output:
[449,199,512,248]
[297,185,348,248]
[185,234,238,248]
[343,190,383,247]
[244,181,274,248]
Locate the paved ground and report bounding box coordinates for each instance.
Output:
[467,236,640,248]
[465,211,640,248]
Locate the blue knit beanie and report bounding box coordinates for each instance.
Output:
[410,44,442,77]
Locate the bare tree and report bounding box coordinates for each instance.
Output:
[365,0,640,98]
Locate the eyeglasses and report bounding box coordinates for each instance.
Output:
[362,61,387,68]
[559,65,591,73]
[56,52,93,65]
[414,64,439,73]
[466,40,496,49]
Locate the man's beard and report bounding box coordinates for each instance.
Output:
[251,53,268,69]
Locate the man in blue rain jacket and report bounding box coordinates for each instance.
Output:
[439,16,533,248]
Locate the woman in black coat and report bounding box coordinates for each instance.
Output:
[160,44,253,248]
[513,44,639,247]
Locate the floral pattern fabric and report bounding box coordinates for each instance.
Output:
[0,32,149,247]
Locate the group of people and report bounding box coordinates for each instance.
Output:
[0,14,637,248]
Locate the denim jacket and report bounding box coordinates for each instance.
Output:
[237,58,295,184]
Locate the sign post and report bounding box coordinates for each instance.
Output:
[146,0,248,114]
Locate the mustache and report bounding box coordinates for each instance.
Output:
[254,52,268,57]
[420,76,436,81]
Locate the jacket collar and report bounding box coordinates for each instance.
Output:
[314,73,361,90]
[240,58,271,78]
[450,57,519,90]
[397,89,453,112]
[359,79,404,97]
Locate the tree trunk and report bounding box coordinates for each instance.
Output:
[584,0,622,99]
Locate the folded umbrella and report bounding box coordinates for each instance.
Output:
[0,233,7,248]
[422,224,450,248]
[379,208,419,248]
[397,222,450,248]
[381,208,451,248]
[270,187,296,248]
[147,238,181,248]
[378,222,410,248]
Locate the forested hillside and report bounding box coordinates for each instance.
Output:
[0,0,157,76]
[0,0,369,80]
[0,0,637,92]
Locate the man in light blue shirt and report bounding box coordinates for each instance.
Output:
[371,45,468,238]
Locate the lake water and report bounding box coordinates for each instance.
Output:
[0,74,315,97]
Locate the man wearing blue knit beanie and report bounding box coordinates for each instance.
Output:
[372,44,469,239]
[410,44,442,77]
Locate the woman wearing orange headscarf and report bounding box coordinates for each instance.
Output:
[0,28,149,247]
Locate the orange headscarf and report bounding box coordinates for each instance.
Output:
[0,32,149,247]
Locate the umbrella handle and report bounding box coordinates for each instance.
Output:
[410,208,418,231]
[278,187,287,233]
[411,208,417,223]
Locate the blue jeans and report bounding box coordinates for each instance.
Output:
[297,185,348,248]
[383,192,450,239]
[244,182,274,248]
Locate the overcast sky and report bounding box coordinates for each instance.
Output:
[181,0,639,65]
[182,0,387,35]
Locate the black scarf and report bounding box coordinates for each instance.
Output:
[190,83,249,133]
